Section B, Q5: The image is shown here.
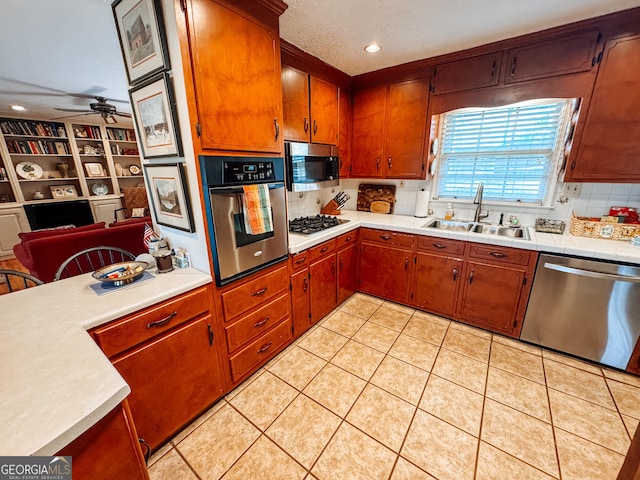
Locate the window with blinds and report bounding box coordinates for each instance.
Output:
[435,99,572,204]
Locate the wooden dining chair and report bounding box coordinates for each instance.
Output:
[0,269,43,293]
[54,246,135,281]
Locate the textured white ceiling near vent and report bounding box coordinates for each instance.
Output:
[280,0,640,76]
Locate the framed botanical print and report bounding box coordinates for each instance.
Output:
[129,72,183,158]
[112,0,170,85]
[144,163,194,232]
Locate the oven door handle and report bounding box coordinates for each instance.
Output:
[544,263,640,283]
[209,183,284,195]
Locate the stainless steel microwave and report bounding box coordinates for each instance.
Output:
[285,142,339,192]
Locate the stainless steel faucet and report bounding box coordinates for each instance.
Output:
[473,182,490,222]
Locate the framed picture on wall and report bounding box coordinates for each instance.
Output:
[129,72,183,158]
[144,163,194,232]
[112,0,170,85]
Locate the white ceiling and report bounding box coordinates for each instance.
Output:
[1,0,640,122]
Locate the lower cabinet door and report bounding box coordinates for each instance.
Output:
[414,252,462,317]
[456,261,526,336]
[360,243,412,304]
[290,268,311,339]
[337,243,358,304]
[112,315,225,450]
[310,254,337,322]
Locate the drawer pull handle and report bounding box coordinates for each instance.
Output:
[405,257,409,270]
[304,117,309,133]
[303,277,308,292]
[294,256,307,264]
[469,270,474,284]
[258,342,273,354]
[251,287,268,297]
[332,261,336,275]
[146,312,177,329]
[489,251,507,258]
[254,316,270,328]
[320,246,329,253]
[208,323,214,346]
[346,236,353,242]
[339,258,344,271]
[380,234,392,240]
[453,266,458,281]
[139,438,151,463]
[432,243,447,249]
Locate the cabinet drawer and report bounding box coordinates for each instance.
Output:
[221,265,288,321]
[337,230,358,248]
[309,239,337,262]
[225,292,290,352]
[229,318,292,383]
[290,250,310,271]
[417,236,465,255]
[467,244,533,266]
[361,228,415,248]
[92,286,211,358]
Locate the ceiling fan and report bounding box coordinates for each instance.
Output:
[53,96,132,124]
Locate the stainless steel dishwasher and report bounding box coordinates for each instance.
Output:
[521,253,640,369]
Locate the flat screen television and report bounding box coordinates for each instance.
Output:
[23,200,94,230]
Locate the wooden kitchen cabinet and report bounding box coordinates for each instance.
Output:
[456,245,537,337]
[433,51,502,95]
[337,233,359,304]
[281,65,339,145]
[57,400,149,480]
[566,33,640,182]
[504,31,600,84]
[91,286,225,451]
[185,0,284,153]
[359,228,415,304]
[309,238,337,323]
[338,87,352,177]
[351,81,428,179]
[220,263,292,385]
[290,267,311,338]
[413,237,465,317]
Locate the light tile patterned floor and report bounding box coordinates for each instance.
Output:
[148,293,640,480]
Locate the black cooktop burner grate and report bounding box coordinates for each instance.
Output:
[289,215,349,235]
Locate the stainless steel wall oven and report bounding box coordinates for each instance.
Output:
[200,155,288,286]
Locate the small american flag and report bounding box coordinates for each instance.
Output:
[143,223,159,248]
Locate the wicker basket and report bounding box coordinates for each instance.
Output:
[569,211,640,241]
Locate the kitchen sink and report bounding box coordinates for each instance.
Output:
[422,218,531,240]
[421,219,474,231]
[470,224,531,240]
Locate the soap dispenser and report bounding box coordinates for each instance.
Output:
[444,203,455,220]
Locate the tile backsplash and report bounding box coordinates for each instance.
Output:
[286,179,640,228]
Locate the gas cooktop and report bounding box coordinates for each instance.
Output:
[288,215,350,235]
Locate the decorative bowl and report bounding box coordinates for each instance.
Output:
[92,261,148,287]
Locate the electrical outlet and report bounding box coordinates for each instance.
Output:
[562,182,582,198]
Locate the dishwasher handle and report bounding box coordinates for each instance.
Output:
[544,262,640,283]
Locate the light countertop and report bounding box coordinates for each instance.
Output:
[288,210,640,265]
[0,267,212,456]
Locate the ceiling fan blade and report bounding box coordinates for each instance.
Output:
[0,77,68,95]
[113,112,132,118]
[51,112,96,120]
[53,107,93,113]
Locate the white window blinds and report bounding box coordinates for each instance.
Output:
[436,100,571,204]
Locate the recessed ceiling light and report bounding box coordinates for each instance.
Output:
[10,105,26,111]
[364,44,381,53]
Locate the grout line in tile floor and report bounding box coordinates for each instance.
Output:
[148,293,640,480]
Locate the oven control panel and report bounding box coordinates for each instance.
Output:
[223,161,275,184]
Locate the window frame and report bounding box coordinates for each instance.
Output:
[432,98,575,207]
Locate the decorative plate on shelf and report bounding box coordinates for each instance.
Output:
[91,183,109,196]
[16,161,44,179]
[128,164,141,175]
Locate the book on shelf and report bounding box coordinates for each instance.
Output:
[0,119,67,138]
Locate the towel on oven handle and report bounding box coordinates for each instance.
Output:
[242,184,273,235]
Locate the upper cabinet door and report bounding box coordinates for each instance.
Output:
[384,80,428,179]
[505,31,600,84]
[351,86,387,177]
[310,76,339,145]
[567,33,640,182]
[187,0,282,153]
[433,52,502,95]
[282,65,310,142]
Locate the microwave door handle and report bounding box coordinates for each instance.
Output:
[544,263,640,283]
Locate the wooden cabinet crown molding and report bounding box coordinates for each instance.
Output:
[281,39,351,89]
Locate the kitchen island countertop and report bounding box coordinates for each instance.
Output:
[288,210,640,264]
[0,267,212,456]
